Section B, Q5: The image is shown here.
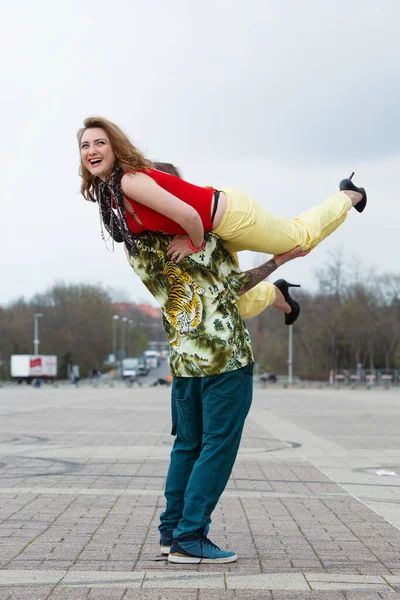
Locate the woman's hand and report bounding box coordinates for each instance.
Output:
[121,173,205,246]
[167,235,196,263]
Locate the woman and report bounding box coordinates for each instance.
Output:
[78,116,366,262]
[77,116,366,323]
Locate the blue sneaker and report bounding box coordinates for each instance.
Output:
[168,533,237,564]
[160,525,210,555]
[160,529,174,555]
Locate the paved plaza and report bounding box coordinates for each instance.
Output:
[1,383,400,598]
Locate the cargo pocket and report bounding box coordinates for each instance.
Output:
[175,397,191,438]
[171,394,178,436]
[203,364,253,436]
[203,392,238,436]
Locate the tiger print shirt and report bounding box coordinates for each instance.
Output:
[127,232,254,377]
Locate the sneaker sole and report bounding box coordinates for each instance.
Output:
[168,552,238,564]
[160,545,170,555]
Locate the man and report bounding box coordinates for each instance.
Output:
[126,231,306,564]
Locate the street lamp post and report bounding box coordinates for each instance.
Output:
[112,315,119,366]
[121,317,128,360]
[127,320,133,358]
[33,313,43,356]
[288,325,293,385]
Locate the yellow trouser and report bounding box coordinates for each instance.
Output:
[236,280,275,319]
[221,189,352,318]
[227,251,275,319]
[213,187,352,254]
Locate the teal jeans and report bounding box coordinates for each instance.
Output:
[159,363,253,539]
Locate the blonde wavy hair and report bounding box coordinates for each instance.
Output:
[77,116,154,202]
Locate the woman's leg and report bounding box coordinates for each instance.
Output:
[213,187,357,254]
[229,251,277,318]
[230,252,291,318]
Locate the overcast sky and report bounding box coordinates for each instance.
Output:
[1,0,399,307]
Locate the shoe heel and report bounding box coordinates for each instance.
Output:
[287,282,301,289]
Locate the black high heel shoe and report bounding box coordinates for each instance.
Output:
[274,279,301,326]
[339,171,367,213]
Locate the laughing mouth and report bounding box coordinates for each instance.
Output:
[89,158,102,166]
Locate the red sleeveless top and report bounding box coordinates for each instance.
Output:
[122,169,215,234]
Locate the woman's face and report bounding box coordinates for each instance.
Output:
[80,127,116,180]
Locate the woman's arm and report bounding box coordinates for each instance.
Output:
[121,172,204,248]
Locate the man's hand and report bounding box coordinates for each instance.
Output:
[274,245,311,267]
[167,235,196,263]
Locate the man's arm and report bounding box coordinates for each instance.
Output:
[238,246,310,296]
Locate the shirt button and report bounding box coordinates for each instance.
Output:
[211,488,215,492]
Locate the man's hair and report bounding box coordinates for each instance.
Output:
[153,162,182,179]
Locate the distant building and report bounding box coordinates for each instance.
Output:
[112,302,162,319]
[111,302,166,343]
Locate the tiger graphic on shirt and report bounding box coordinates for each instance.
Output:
[163,262,205,348]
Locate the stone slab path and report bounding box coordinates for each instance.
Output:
[0,384,400,598]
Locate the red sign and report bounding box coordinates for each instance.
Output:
[30,358,42,369]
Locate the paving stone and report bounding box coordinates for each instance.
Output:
[87,591,128,599]
[143,571,225,589]
[229,592,273,599]
[198,592,236,600]
[344,593,397,599]
[272,594,346,600]
[0,571,64,585]
[226,573,308,590]
[124,591,197,599]
[0,591,15,600]
[3,588,53,600]
[50,590,91,599]
[61,570,144,588]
